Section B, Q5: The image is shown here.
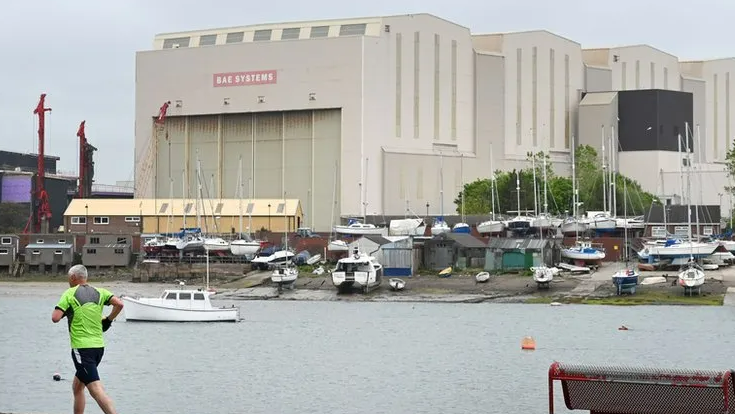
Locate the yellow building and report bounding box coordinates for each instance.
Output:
[63,198,303,234]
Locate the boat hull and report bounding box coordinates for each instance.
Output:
[334,226,385,235]
[476,221,505,234]
[648,242,717,259]
[229,240,261,256]
[561,249,605,261]
[121,297,239,322]
[561,220,588,234]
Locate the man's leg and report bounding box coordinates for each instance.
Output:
[72,376,85,414]
[86,380,117,414]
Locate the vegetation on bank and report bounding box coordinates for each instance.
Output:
[454,145,659,216]
[525,291,724,306]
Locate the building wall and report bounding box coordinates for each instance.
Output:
[473,31,585,162]
[577,92,618,151]
[584,65,612,92]
[65,215,142,234]
[583,46,681,92]
[141,215,301,234]
[680,76,708,162]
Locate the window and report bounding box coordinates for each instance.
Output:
[0,249,8,254]
[93,217,109,225]
[179,293,192,300]
[86,248,97,254]
[194,293,205,300]
[253,29,272,41]
[339,23,366,36]
[184,203,193,214]
[71,217,86,224]
[281,28,300,40]
[225,32,244,43]
[162,37,190,49]
[214,203,223,215]
[674,226,689,237]
[0,237,10,244]
[57,239,66,244]
[158,203,168,214]
[651,226,666,238]
[703,226,713,236]
[125,216,141,223]
[199,34,217,46]
[165,292,177,300]
[276,203,285,214]
[246,203,255,214]
[117,237,128,244]
[310,26,329,38]
[36,239,44,244]
[32,250,40,255]
[90,237,100,244]
[54,250,63,255]
[114,248,125,254]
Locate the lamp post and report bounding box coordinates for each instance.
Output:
[425,202,430,217]
[85,204,89,234]
[267,203,271,231]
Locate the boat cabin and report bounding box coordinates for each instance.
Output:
[159,289,212,309]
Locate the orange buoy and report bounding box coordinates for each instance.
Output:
[521,336,536,350]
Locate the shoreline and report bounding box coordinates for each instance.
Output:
[2,262,733,306]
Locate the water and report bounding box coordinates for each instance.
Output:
[2,295,735,414]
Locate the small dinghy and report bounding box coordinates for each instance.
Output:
[389,278,406,291]
[475,271,490,283]
[438,267,453,278]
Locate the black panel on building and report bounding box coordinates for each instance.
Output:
[617,90,694,152]
[0,150,58,174]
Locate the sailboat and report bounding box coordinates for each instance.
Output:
[431,154,451,235]
[504,170,533,235]
[334,158,385,235]
[477,145,505,234]
[271,193,299,290]
[677,128,705,295]
[453,154,470,233]
[327,161,349,252]
[612,178,639,295]
[561,141,589,235]
[230,156,262,256]
[533,204,554,289]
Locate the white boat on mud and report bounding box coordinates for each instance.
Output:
[121,289,239,322]
[532,266,555,288]
[389,278,406,291]
[678,261,705,295]
[271,266,298,290]
[331,247,383,293]
[561,241,605,262]
[475,271,491,283]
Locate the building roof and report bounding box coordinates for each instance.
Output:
[26,243,73,249]
[64,198,302,217]
[440,233,488,248]
[644,204,720,225]
[363,235,393,246]
[487,238,553,250]
[580,92,617,106]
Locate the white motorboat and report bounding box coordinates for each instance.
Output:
[431,217,451,235]
[561,241,606,262]
[505,215,533,234]
[121,289,239,322]
[327,239,349,251]
[533,266,554,287]
[332,247,383,293]
[230,238,262,256]
[271,266,298,289]
[334,219,385,235]
[203,237,230,252]
[389,218,427,236]
[475,271,490,283]
[176,234,204,251]
[678,261,705,294]
[584,213,616,232]
[388,278,406,291]
[615,216,645,229]
[251,250,295,270]
[646,241,717,259]
[476,219,505,234]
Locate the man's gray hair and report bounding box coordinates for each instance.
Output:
[68,264,88,280]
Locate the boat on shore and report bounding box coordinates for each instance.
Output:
[331,247,383,293]
[389,278,406,291]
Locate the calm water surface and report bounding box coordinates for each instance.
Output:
[1,294,735,414]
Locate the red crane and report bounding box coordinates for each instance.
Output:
[25,94,52,234]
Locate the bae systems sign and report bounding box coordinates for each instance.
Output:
[213,70,277,87]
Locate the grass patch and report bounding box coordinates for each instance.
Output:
[524,291,724,306]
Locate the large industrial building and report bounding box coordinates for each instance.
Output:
[135,13,735,232]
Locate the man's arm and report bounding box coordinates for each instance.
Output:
[106,296,124,321]
[52,291,70,323]
[51,307,66,323]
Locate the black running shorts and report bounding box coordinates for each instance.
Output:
[70,347,104,385]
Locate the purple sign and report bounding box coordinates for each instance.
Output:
[1,175,32,203]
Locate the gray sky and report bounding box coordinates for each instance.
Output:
[1,0,732,185]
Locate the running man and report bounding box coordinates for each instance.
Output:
[52,264,124,414]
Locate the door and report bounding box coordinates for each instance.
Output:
[502,251,526,270]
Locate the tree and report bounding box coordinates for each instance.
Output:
[0,203,29,233]
[724,139,735,195]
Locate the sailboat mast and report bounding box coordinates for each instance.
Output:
[181,170,187,229]
[283,191,288,250]
[543,152,548,215]
[685,130,693,260]
[532,153,538,216]
[238,156,243,235]
[363,158,369,222]
[571,137,578,240]
[330,160,337,241]
[490,144,496,220]
[601,125,607,213]
[460,154,465,223]
[515,170,521,218]
[611,126,617,217]
[247,178,253,237]
[440,155,445,218]
[694,123,702,238]
[623,177,629,264]
[678,132,684,205]
[196,157,202,230]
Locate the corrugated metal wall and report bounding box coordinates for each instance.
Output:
[153,110,341,232]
